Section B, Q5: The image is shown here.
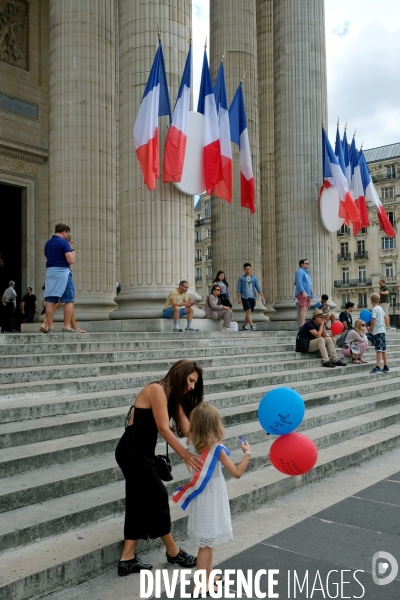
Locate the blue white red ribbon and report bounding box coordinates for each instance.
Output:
[172,443,230,511]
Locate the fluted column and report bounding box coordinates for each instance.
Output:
[210,0,266,322]
[257,0,276,316]
[49,0,117,320]
[272,0,331,320]
[112,0,196,319]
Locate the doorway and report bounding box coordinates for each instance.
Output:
[0,184,22,328]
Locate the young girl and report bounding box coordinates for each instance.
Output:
[341,318,369,364]
[173,403,251,594]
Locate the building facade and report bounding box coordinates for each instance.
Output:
[333,144,400,321]
[194,194,213,302]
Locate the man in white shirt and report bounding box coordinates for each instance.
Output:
[2,280,17,332]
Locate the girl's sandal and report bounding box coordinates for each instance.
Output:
[40,325,48,333]
[351,359,361,364]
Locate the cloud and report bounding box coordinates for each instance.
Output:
[332,21,351,38]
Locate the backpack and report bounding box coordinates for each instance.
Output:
[335,328,352,348]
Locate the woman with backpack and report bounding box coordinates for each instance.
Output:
[341,318,369,364]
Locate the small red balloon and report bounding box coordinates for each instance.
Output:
[330,321,344,335]
[269,433,318,476]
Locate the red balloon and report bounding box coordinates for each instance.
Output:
[269,433,318,476]
[330,321,344,335]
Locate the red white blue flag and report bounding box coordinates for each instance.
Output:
[358,149,395,238]
[172,443,230,511]
[197,51,223,194]
[229,82,255,214]
[349,137,370,230]
[163,45,191,183]
[322,127,360,227]
[213,61,232,202]
[342,129,352,187]
[133,41,171,191]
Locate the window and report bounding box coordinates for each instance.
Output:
[195,249,202,262]
[195,268,202,281]
[340,242,349,255]
[206,248,212,260]
[388,211,396,227]
[381,237,396,250]
[357,240,365,253]
[208,286,212,295]
[358,293,367,308]
[341,267,349,284]
[382,187,395,199]
[207,266,213,277]
[195,231,201,243]
[386,165,396,179]
[207,228,212,238]
[358,266,366,283]
[385,263,395,277]
[204,201,211,218]
[357,227,368,234]
[341,294,350,307]
[339,224,350,235]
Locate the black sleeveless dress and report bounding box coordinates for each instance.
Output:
[115,405,171,540]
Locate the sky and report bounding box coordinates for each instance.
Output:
[192,0,400,150]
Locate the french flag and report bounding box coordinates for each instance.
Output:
[197,51,223,193]
[133,41,171,191]
[229,82,255,214]
[163,45,191,183]
[358,149,395,238]
[213,61,232,202]
[322,127,360,227]
[342,128,352,187]
[349,137,370,230]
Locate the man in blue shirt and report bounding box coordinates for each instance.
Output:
[294,258,313,327]
[44,223,75,333]
[237,263,265,331]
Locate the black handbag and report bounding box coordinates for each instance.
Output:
[155,443,173,481]
[295,332,310,353]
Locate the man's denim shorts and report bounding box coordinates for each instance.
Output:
[163,307,186,319]
[46,274,75,304]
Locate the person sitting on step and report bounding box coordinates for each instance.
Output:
[314,294,336,330]
[205,283,233,331]
[341,318,369,364]
[297,309,347,368]
[163,280,198,332]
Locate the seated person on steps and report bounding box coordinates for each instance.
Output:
[314,294,336,330]
[163,281,199,332]
[298,309,347,368]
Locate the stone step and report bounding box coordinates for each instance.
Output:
[1,354,398,401]
[2,400,400,552]
[1,388,399,515]
[2,359,399,425]
[2,421,400,600]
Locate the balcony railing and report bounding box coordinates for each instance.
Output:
[337,228,351,236]
[195,276,202,283]
[385,276,397,283]
[354,251,369,260]
[334,278,372,288]
[195,258,202,264]
[337,253,351,262]
[195,217,211,228]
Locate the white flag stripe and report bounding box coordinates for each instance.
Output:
[204,94,220,146]
[133,84,160,149]
[239,129,253,181]
[330,162,349,201]
[171,85,190,133]
[219,107,232,158]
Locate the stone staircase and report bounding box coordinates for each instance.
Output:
[1,330,400,600]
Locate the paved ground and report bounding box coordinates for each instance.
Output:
[49,447,400,600]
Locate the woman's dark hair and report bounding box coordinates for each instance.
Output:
[214,271,229,288]
[160,359,204,437]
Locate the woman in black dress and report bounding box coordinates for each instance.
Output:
[115,359,204,575]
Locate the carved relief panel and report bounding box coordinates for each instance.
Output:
[0,0,29,71]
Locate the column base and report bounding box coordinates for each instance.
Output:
[270,299,312,322]
[72,292,118,321]
[110,287,206,320]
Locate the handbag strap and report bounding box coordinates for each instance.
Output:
[166,442,169,459]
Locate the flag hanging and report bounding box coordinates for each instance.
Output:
[163,44,191,183]
[322,127,360,227]
[197,51,223,193]
[133,40,171,191]
[342,129,351,187]
[212,61,232,202]
[358,149,395,238]
[229,82,255,214]
[349,137,370,231]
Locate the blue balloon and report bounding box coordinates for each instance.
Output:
[360,309,372,323]
[258,388,305,435]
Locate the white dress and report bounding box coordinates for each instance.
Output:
[187,444,233,548]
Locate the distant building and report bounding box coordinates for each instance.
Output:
[194,193,213,301]
[333,143,400,320]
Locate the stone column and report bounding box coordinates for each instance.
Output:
[112,0,197,320]
[272,0,331,320]
[257,0,276,317]
[48,0,117,320]
[210,0,266,323]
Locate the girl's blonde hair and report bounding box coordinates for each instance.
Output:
[354,318,365,335]
[188,403,224,453]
